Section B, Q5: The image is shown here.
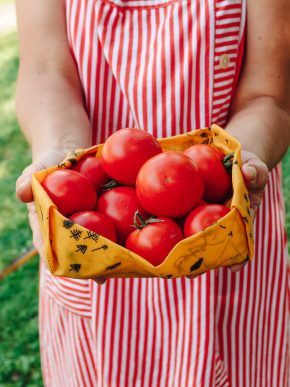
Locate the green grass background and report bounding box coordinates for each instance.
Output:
[0,31,289,386]
[0,32,41,386]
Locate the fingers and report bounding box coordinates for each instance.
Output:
[18,149,109,283]
[16,149,68,203]
[247,192,264,218]
[228,262,248,272]
[241,162,268,192]
[241,151,269,192]
[240,150,269,221]
[187,262,248,277]
[16,162,45,203]
[189,151,264,277]
[27,202,45,260]
[92,277,107,285]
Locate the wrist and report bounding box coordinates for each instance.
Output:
[32,135,92,162]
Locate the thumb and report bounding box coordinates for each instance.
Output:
[241,162,268,192]
[16,161,47,203]
[16,148,69,203]
[241,163,256,183]
[241,151,268,192]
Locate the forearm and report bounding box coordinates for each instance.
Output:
[16,70,92,160]
[226,96,290,170]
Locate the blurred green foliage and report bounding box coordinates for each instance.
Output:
[0,32,41,386]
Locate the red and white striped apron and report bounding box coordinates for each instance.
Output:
[39,0,290,385]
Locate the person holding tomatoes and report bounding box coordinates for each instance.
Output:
[15,0,290,385]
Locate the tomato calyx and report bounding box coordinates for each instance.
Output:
[101,179,122,191]
[223,153,234,174]
[133,211,164,229]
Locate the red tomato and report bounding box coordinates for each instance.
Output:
[42,170,97,216]
[100,128,162,186]
[97,187,148,244]
[136,152,204,218]
[184,144,232,203]
[73,155,110,194]
[175,200,206,229]
[125,217,183,266]
[184,204,230,237]
[69,211,116,242]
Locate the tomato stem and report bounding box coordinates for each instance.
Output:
[134,211,147,229]
[133,211,164,229]
[223,153,234,174]
[101,180,121,191]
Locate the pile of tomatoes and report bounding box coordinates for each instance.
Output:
[42,128,233,266]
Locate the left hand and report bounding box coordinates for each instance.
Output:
[187,149,269,278]
[229,150,269,271]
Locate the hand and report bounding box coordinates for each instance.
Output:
[229,150,269,272]
[16,149,68,260]
[16,149,107,286]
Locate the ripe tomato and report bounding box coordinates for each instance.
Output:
[175,200,207,229]
[136,152,204,218]
[69,211,116,242]
[100,128,162,186]
[125,217,183,266]
[184,144,232,203]
[73,155,110,194]
[42,169,97,216]
[97,187,148,244]
[184,204,230,237]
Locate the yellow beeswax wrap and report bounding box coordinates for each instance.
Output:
[32,125,254,279]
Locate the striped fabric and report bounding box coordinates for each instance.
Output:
[39,0,290,386]
[212,0,245,126]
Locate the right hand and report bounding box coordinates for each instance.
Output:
[16,149,107,285]
[16,149,69,259]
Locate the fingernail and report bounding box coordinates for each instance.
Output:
[229,263,245,272]
[15,182,26,200]
[230,261,248,272]
[94,278,106,285]
[247,166,257,182]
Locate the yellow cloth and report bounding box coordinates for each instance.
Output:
[32,125,254,279]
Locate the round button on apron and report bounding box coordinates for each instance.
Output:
[219,53,230,69]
